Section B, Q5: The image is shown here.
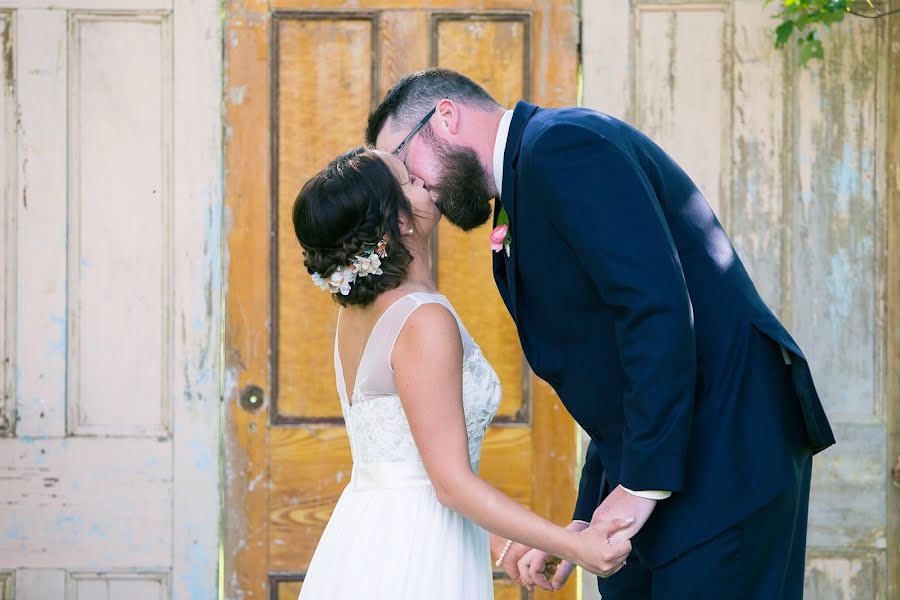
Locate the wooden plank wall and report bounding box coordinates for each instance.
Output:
[0,1,223,598]
[582,1,896,598]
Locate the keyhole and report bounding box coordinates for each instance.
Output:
[239,384,265,413]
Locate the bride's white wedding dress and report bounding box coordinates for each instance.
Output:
[298,292,501,599]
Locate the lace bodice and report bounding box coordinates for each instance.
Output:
[334,293,501,466]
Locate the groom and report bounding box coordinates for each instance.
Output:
[366,69,834,598]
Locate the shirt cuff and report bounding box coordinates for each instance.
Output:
[621,487,671,500]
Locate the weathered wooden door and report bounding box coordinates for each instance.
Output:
[0,0,222,598]
[223,2,579,599]
[582,1,900,598]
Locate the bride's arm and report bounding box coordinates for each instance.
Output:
[391,303,631,576]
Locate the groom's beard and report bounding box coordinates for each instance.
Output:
[429,138,493,232]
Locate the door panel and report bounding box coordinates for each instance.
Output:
[582,1,896,597]
[224,2,579,599]
[435,13,529,422]
[0,1,222,598]
[272,13,376,423]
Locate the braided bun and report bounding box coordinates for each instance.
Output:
[292,147,413,307]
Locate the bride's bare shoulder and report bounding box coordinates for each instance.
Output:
[392,301,462,367]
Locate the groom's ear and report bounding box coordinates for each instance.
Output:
[435,99,459,136]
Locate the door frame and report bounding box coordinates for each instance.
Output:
[886,10,899,598]
[222,3,581,599]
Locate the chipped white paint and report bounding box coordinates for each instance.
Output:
[0,0,172,9]
[68,571,170,600]
[581,0,629,122]
[730,0,787,313]
[805,554,882,599]
[1,438,172,567]
[246,472,263,492]
[66,13,173,438]
[0,12,13,438]
[0,571,13,599]
[0,1,221,598]
[229,85,247,106]
[170,0,223,597]
[14,569,64,600]
[634,4,730,223]
[791,15,884,425]
[16,9,67,439]
[583,1,892,597]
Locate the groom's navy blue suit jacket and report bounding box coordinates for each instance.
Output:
[493,102,835,568]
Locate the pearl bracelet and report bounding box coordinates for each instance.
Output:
[494,539,513,567]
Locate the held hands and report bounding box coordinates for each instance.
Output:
[573,517,635,579]
[491,485,657,593]
[509,517,634,593]
[515,521,588,592]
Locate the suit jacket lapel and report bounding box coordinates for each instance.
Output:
[492,101,539,322]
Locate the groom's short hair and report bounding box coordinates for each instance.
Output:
[365,68,499,146]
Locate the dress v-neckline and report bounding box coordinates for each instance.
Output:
[336,291,442,407]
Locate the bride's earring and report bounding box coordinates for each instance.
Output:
[407,228,414,235]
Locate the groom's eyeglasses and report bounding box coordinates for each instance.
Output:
[391,107,437,158]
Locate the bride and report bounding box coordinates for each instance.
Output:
[291,146,632,599]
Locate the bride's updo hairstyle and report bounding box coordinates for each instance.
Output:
[292,146,414,307]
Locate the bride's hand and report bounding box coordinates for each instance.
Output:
[517,549,575,592]
[517,520,588,592]
[489,533,530,582]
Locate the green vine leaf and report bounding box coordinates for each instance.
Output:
[775,20,795,47]
[798,33,826,64]
[768,0,855,65]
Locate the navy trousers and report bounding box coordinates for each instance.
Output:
[597,455,811,599]
[596,331,813,600]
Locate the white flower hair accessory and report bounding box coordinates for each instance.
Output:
[311,234,389,296]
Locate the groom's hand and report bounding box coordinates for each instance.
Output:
[592,485,657,544]
[490,533,530,582]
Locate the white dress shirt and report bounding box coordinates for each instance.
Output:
[492,110,514,198]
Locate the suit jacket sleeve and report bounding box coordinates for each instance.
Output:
[573,438,604,521]
[526,123,697,493]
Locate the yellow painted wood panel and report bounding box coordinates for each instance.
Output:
[275,16,375,420]
[225,3,579,599]
[268,427,533,571]
[436,16,528,420]
[494,580,526,600]
[276,580,302,600]
[224,0,272,596]
[478,427,533,507]
[378,11,430,98]
[269,427,353,571]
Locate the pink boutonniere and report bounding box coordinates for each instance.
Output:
[490,224,508,252]
[490,207,512,257]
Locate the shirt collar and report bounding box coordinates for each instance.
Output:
[492,110,514,199]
